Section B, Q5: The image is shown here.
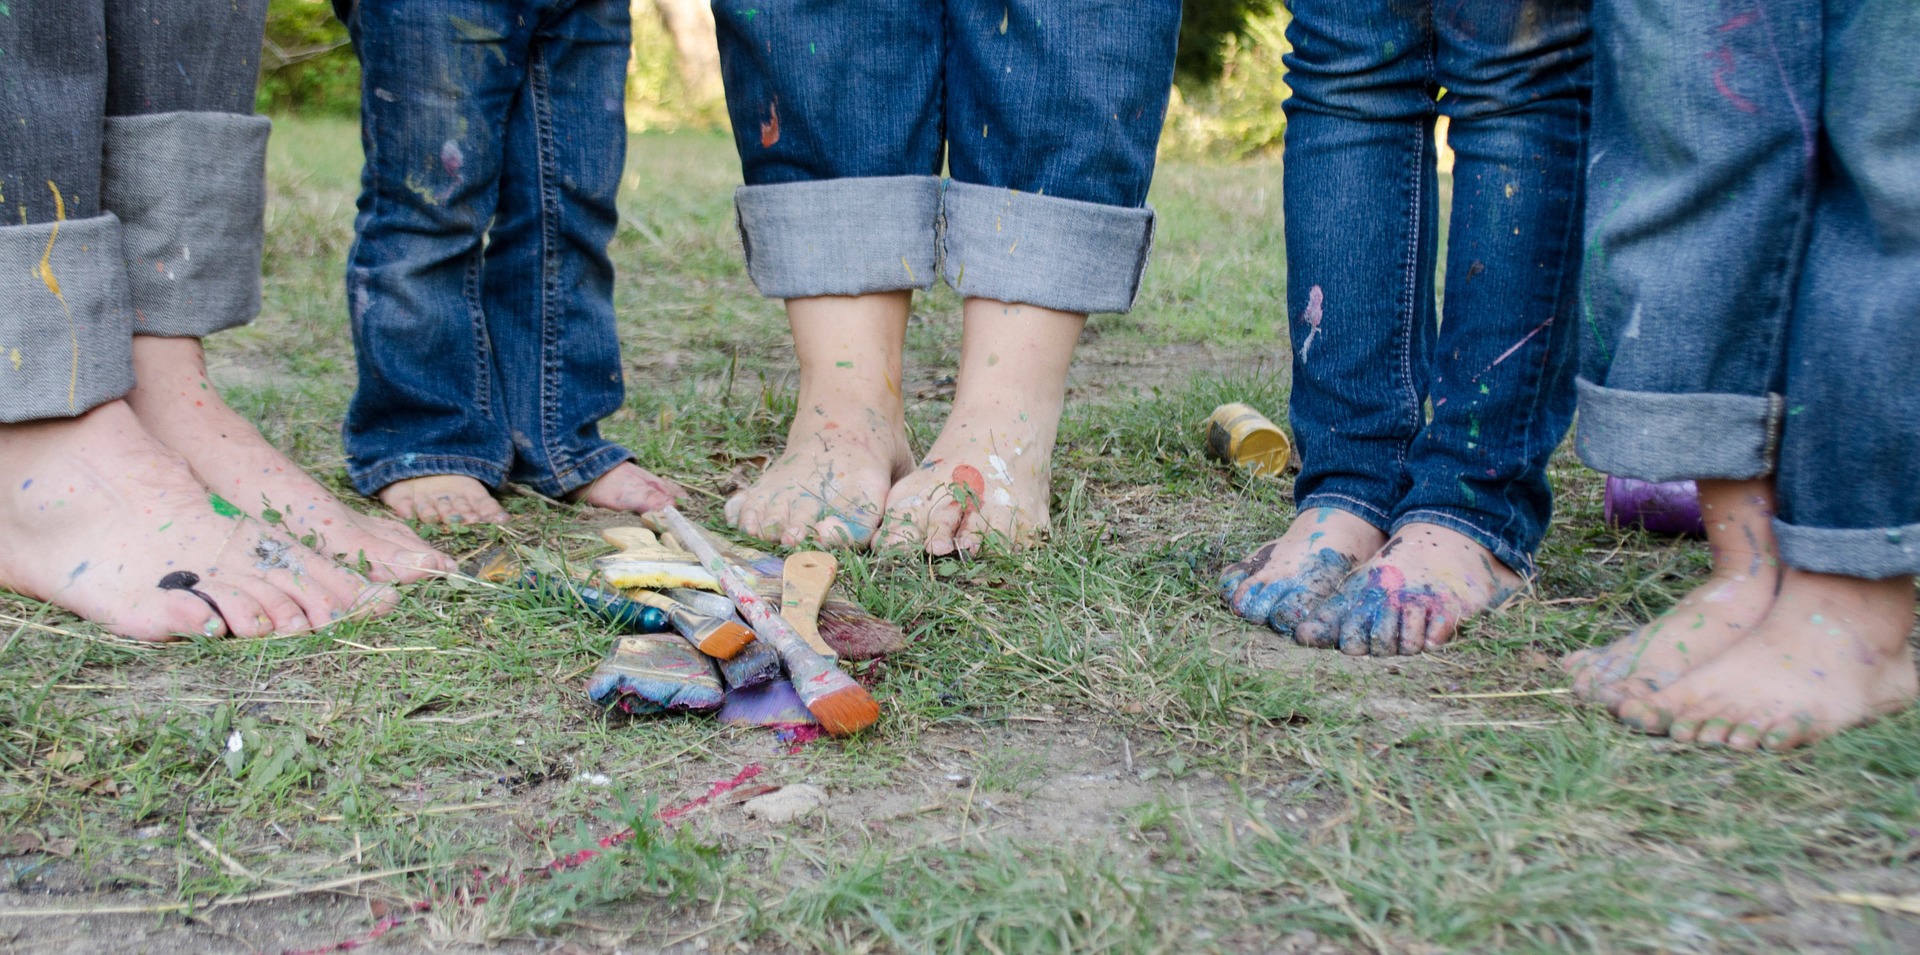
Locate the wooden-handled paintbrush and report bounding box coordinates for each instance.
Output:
[781,552,839,659]
[623,590,756,660]
[644,507,880,737]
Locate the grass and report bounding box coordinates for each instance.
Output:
[1,117,1917,954]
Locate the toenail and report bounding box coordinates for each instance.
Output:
[202,617,222,637]
[288,614,310,631]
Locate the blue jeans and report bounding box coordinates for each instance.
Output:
[338,0,635,498]
[1281,0,1592,576]
[1576,0,1920,578]
[713,0,1180,313]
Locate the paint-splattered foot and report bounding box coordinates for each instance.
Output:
[377,474,509,527]
[1219,506,1384,636]
[1565,478,1781,711]
[0,402,397,642]
[879,409,1058,556]
[1295,522,1523,655]
[569,461,685,515]
[1616,570,1917,752]
[728,405,913,549]
[124,337,455,582]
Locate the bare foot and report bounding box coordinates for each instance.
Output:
[378,474,508,526]
[124,336,455,582]
[1294,522,1524,655]
[1616,570,1918,752]
[1219,506,1385,637]
[880,299,1083,556]
[727,293,915,548]
[568,461,685,514]
[1565,479,1780,711]
[0,402,395,642]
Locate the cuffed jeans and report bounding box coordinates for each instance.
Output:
[0,0,270,423]
[1576,0,1920,578]
[1280,0,1592,577]
[336,0,637,499]
[713,1,1180,313]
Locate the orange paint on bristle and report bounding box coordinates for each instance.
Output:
[695,620,757,660]
[807,684,881,737]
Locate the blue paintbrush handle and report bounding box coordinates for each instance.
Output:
[522,572,671,634]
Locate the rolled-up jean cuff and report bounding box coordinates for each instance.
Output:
[103,111,271,338]
[942,180,1155,315]
[734,176,940,298]
[0,214,135,422]
[1297,493,1394,534]
[1776,519,1920,580]
[1573,377,1776,481]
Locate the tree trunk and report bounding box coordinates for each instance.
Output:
[651,0,722,106]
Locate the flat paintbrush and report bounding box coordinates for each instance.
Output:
[623,590,755,659]
[645,507,880,736]
[695,539,909,660]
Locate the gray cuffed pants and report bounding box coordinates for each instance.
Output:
[0,0,271,423]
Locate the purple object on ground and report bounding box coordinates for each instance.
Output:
[1603,476,1705,536]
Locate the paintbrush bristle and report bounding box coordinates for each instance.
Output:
[815,602,908,660]
[695,620,756,660]
[805,683,881,737]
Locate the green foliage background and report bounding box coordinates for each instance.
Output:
[257,0,1293,158]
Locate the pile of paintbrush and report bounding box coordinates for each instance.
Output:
[473,508,901,737]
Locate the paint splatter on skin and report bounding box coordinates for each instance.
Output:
[1220,544,1356,635]
[950,464,986,519]
[1295,523,1522,656]
[157,571,223,633]
[252,536,303,575]
[1565,481,1782,712]
[1614,569,1917,752]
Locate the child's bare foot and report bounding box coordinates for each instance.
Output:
[1616,570,1918,752]
[727,293,914,548]
[1294,522,1524,655]
[1565,479,1780,710]
[124,336,455,582]
[1219,506,1385,636]
[569,462,685,514]
[879,300,1083,556]
[0,402,395,642]
[378,474,508,526]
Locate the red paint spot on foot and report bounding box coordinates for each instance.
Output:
[823,421,840,430]
[951,464,986,519]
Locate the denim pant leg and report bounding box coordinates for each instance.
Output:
[1773,0,1920,577]
[940,0,1179,314]
[1575,0,1821,481]
[1280,2,1444,534]
[103,1,273,341]
[715,2,944,297]
[0,1,135,423]
[1394,2,1590,577]
[487,0,636,497]
[341,0,530,496]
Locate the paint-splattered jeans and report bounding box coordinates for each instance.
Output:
[0,0,270,423]
[336,0,637,498]
[1576,0,1920,578]
[713,1,1180,313]
[1280,0,1592,576]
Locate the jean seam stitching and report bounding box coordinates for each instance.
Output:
[530,39,568,479]
[1299,492,1395,529]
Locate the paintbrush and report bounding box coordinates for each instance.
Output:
[717,679,818,729]
[781,551,839,659]
[652,586,783,690]
[712,540,907,660]
[469,547,672,634]
[623,590,756,659]
[585,632,725,715]
[595,527,721,591]
[645,507,880,736]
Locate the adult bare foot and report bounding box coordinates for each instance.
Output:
[1294,522,1524,655]
[569,461,685,514]
[125,336,455,582]
[727,293,914,548]
[1219,506,1385,637]
[1565,479,1781,711]
[879,300,1082,556]
[378,474,508,527]
[1616,570,1918,752]
[0,402,394,641]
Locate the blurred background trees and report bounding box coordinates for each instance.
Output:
[258,0,1292,158]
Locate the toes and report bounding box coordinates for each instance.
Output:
[137,590,228,642]
[1294,608,1341,649]
[1617,698,1674,735]
[1394,606,1424,655]
[1422,611,1459,651]
[231,577,313,635]
[1562,648,1595,676]
[1692,716,1736,747]
[197,580,273,639]
[1366,607,1401,656]
[724,494,744,526]
[1338,608,1375,656]
[1726,721,1768,751]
